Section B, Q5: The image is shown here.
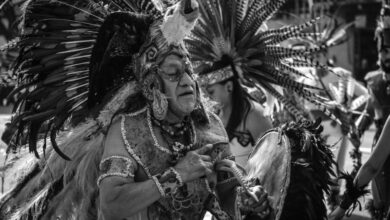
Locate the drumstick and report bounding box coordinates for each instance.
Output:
[209,143,260,203]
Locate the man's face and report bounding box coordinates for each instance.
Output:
[159,54,197,117]
[379,47,390,72]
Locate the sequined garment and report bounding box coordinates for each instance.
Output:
[116,109,233,220]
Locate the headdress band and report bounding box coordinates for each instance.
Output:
[197,66,234,87]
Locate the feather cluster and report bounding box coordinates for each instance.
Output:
[279,118,336,220]
[0,0,200,219]
[293,14,354,50]
[1,0,194,160]
[186,0,338,123]
[338,172,369,216]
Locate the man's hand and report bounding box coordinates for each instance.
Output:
[238,185,270,218]
[174,144,214,183]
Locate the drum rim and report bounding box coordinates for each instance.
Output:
[248,129,291,220]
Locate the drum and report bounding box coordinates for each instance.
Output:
[246,130,290,220]
[245,120,334,220]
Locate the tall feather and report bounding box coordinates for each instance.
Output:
[187,0,337,123]
[2,0,162,159]
[0,1,199,218]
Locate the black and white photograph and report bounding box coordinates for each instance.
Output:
[0,0,389,219]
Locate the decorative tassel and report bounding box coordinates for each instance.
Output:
[152,88,168,120]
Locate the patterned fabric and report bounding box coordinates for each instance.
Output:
[97,156,136,186]
[205,196,232,220]
[119,110,233,220]
[197,66,234,87]
[153,167,183,197]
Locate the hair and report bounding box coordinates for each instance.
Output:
[220,73,252,139]
[204,55,255,137]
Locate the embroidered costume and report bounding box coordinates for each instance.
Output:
[0,0,245,219]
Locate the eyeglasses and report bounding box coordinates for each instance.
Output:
[157,62,194,82]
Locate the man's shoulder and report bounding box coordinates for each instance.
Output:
[204,110,225,130]
[196,110,229,143]
[114,110,149,143]
[364,70,382,82]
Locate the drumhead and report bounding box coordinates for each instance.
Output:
[246,130,291,220]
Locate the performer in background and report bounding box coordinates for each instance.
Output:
[357,3,390,218]
[283,14,370,209]
[187,1,340,219]
[187,0,341,170]
[201,70,272,168]
[329,116,390,220]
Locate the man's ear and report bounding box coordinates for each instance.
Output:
[226,81,233,93]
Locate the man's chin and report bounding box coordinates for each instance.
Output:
[179,102,196,115]
[182,104,196,114]
[168,102,195,117]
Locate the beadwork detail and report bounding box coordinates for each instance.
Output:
[97,156,136,186]
[147,108,197,160]
[152,116,190,137]
[169,167,184,187]
[152,89,168,120]
[197,65,234,87]
[121,112,153,178]
[153,167,184,197]
[152,176,166,197]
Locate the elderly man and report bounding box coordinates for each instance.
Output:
[0,0,269,219]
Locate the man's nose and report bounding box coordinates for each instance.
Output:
[179,72,194,87]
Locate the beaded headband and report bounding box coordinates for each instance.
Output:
[197,66,234,87]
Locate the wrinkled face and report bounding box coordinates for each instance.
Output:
[205,82,231,107]
[159,54,197,116]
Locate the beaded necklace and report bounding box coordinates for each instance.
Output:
[151,116,190,137]
[147,108,197,164]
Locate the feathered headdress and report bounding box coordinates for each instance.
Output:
[288,14,354,54]
[0,0,22,87]
[186,0,337,122]
[2,0,200,159]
